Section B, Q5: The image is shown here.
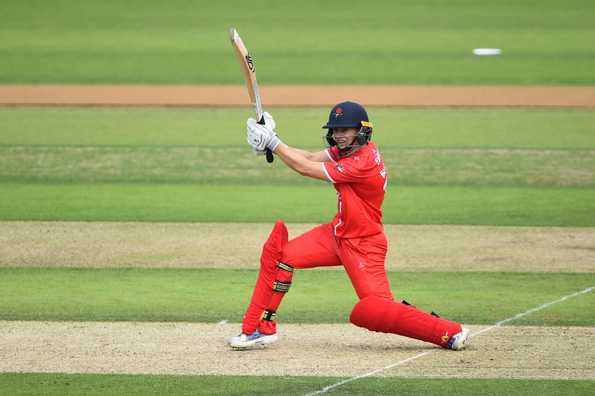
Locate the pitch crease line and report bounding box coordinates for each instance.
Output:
[304,285,594,396]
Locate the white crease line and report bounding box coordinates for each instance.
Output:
[305,350,435,396]
[304,285,594,396]
[470,285,594,338]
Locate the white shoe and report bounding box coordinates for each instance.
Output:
[447,327,470,350]
[228,330,278,350]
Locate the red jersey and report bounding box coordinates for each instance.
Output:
[321,142,387,238]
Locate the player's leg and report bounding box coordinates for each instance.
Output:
[336,232,393,300]
[239,220,289,338]
[350,296,468,349]
[339,234,468,349]
[257,223,342,334]
[230,222,340,349]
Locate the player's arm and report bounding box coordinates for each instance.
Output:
[274,143,329,181]
[291,148,332,162]
[246,115,331,180]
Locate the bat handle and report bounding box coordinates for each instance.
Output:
[257,116,274,163]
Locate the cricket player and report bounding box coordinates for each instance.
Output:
[229,101,469,350]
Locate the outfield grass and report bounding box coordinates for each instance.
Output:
[0,268,592,325]
[3,146,594,187]
[1,107,594,225]
[1,373,594,396]
[2,0,595,84]
[1,183,594,226]
[2,107,595,149]
[2,108,594,188]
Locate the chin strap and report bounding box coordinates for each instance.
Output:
[338,143,364,158]
[327,124,373,156]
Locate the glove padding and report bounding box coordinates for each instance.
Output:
[246,118,269,151]
[251,112,277,156]
[246,116,282,153]
[262,111,276,131]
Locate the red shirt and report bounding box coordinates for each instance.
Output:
[321,142,387,238]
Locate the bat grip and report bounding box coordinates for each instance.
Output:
[258,116,274,163]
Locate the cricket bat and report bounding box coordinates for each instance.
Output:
[229,27,274,163]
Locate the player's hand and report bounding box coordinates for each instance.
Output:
[262,111,276,131]
[247,118,269,151]
[252,112,271,156]
[261,112,282,152]
[247,118,282,153]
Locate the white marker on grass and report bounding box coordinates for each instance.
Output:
[473,48,502,56]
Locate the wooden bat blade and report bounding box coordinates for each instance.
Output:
[229,27,272,163]
[229,27,262,119]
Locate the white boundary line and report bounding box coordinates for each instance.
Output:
[304,285,594,396]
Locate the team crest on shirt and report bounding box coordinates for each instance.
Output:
[336,164,345,173]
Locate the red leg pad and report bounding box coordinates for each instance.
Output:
[267,263,294,312]
[350,296,462,348]
[242,220,288,334]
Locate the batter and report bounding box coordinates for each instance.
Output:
[230,101,469,350]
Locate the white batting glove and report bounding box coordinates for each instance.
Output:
[251,112,274,155]
[261,112,281,151]
[247,118,271,151]
[267,131,282,152]
[262,111,276,131]
[246,118,283,153]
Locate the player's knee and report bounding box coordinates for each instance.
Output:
[260,219,288,272]
[272,262,294,293]
[349,295,392,332]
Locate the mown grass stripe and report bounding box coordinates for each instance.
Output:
[2,107,595,149]
[0,373,593,396]
[2,145,594,187]
[1,183,594,227]
[0,268,593,326]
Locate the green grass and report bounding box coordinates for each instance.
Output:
[1,373,594,396]
[2,107,595,149]
[1,183,595,226]
[2,108,594,188]
[0,268,592,325]
[1,107,594,225]
[3,146,594,187]
[1,0,595,84]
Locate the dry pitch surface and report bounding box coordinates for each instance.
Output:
[2,321,594,380]
[2,222,594,272]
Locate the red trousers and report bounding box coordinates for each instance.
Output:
[242,222,462,348]
[282,223,393,299]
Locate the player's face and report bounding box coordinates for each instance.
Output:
[332,127,359,149]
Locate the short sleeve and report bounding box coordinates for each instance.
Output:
[325,147,339,163]
[322,159,377,184]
